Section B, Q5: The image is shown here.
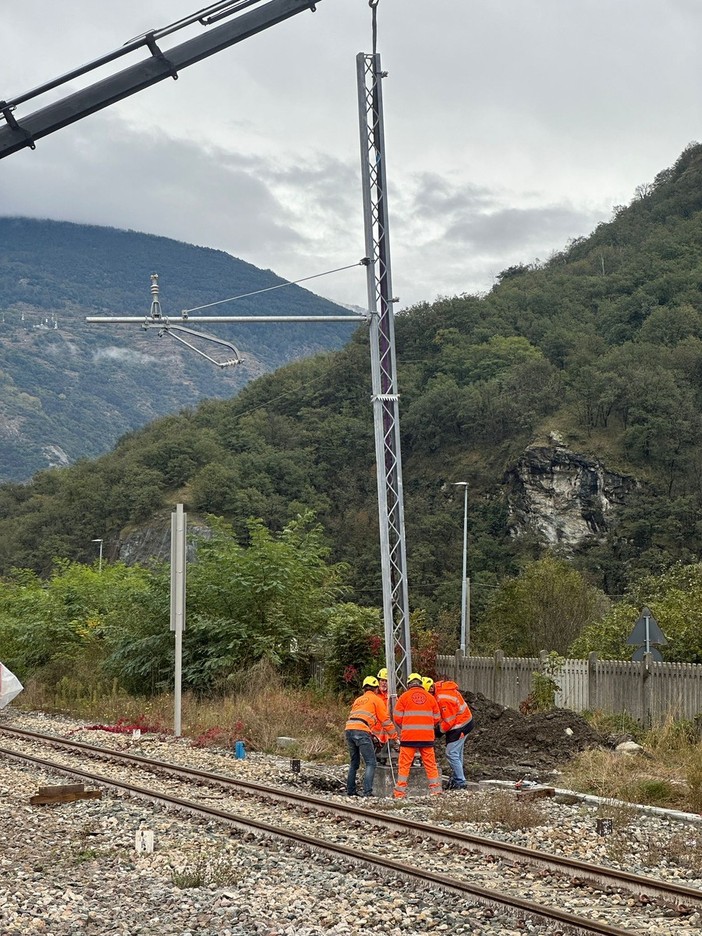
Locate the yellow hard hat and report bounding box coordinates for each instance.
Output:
[363,675,379,688]
[408,673,423,684]
[377,668,388,680]
[422,677,434,692]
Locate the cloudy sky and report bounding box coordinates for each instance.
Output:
[2,0,700,309]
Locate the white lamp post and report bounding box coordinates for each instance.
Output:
[92,538,103,573]
[452,483,470,656]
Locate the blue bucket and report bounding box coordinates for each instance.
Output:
[234,740,246,759]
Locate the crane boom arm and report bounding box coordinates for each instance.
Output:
[0,0,319,160]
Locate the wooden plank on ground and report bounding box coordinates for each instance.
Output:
[30,788,102,805]
[37,783,85,796]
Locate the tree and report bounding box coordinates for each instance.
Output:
[0,560,157,686]
[570,562,702,663]
[325,603,383,695]
[477,556,608,656]
[175,512,348,692]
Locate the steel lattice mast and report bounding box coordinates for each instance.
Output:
[357,51,412,710]
[1,0,416,703]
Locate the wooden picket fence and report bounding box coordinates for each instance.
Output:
[436,651,702,726]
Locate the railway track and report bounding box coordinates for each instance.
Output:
[1,724,699,935]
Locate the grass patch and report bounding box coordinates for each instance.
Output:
[630,778,677,806]
[560,731,702,813]
[643,715,700,753]
[432,790,546,830]
[18,660,349,761]
[581,708,644,743]
[642,831,702,875]
[594,803,702,875]
[687,752,702,813]
[72,848,101,864]
[172,859,207,889]
[171,852,243,889]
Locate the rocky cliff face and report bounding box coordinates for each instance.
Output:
[116,516,211,566]
[505,437,637,550]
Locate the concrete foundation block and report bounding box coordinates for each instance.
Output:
[371,762,446,799]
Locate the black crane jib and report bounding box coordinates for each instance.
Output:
[0,0,320,160]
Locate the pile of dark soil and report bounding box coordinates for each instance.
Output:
[461,691,608,783]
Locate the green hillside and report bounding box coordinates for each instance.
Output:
[0,217,354,481]
[2,144,702,644]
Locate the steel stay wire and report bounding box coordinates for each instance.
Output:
[181,259,369,315]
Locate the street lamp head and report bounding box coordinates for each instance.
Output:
[452,481,468,487]
[92,538,104,572]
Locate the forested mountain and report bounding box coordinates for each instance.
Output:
[0,218,354,482]
[2,144,702,645]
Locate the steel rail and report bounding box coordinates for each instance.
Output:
[0,741,654,936]
[1,725,700,913]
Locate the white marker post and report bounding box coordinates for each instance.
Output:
[135,829,155,854]
[170,504,187,737]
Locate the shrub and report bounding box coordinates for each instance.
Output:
[631,778,676,806]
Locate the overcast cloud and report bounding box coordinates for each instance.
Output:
[1,0,700,309]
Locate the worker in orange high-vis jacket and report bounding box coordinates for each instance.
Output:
[433,679,474,790]
[393,673,442,798]
[370,667,391,762]
[345,675,398,797]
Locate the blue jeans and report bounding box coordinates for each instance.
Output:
[445,732,467,786]
[345,729,377,795]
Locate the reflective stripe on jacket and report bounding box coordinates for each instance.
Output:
[371,688,391,742]
[434,680,472,734]
[345,689,397,738]
[394,687,440,746]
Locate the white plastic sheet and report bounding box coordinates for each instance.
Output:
[0,663,23,709]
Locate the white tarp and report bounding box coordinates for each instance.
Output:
[0,663,23,709]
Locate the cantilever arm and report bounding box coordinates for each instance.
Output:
[148,322,242,368]
[0,0,321,159]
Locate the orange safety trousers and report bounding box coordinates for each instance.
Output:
[393,746,442,798]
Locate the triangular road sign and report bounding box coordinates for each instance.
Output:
[626,606,668,646]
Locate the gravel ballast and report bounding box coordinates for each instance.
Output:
[1,709,700,935]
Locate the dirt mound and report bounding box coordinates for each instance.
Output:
[462,691,608,782]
